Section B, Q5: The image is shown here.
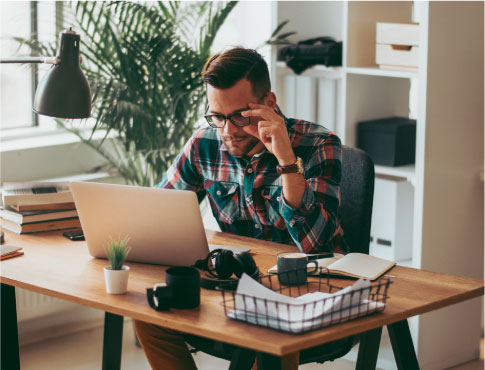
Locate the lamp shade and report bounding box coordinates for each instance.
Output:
[33,30,91,119]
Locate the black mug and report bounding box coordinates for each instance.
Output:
[166,266,200,309]
[277,252,318,286]
[147,266,201,310]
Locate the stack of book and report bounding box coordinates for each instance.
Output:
[0,182,81,234]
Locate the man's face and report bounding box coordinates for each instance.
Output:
[206,79,266,157]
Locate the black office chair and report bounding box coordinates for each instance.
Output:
[296,145,375,366]
[186,145,375,369]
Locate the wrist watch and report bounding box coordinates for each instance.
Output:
[276,157,304,175]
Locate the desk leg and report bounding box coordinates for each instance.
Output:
[1,284,20,370]
[102,312,124,370]
[388,320,420,370]
[228,348,256,370]
[356,326,382,370]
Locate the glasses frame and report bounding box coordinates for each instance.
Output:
[204,106,252,128]
[204,92,269,129]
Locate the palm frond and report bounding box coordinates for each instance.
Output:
[18,1,241,186]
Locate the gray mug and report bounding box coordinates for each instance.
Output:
[277,252,318,286]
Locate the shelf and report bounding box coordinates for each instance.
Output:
[276,63,418,80]
[346,66,418,79]
[275,61,343,79]
[374,164,415,184]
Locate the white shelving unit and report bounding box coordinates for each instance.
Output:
[270,2,483,369]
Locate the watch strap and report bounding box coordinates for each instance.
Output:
[276,157,304,174]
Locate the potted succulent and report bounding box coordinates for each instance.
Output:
[104,236,132,294]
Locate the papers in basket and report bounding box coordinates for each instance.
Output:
[227,274,384,333]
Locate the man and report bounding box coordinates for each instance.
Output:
[134,47,347,370]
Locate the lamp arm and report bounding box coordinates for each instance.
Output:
[0,57,59,64]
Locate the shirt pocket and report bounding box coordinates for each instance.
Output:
[204,180,240,224]
[261,186,287,230]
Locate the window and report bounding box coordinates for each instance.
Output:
[0,1,60,130]
[0,1,272,132]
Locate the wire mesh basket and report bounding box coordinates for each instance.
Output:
[219,268,392,334]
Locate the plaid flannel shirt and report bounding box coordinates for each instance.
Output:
[157,114,347,254]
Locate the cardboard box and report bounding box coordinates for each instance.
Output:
[369,176,414,262]
[376,22,419,70]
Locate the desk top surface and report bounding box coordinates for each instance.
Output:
[1,230,483,356]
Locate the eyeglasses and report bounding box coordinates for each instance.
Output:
[204,92,269,128]
[204,106,251,128]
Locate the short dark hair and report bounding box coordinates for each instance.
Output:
[202,47,271,98]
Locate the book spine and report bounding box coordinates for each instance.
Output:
[295,76,317,123]
[2,192,74,206]
[12,202,76,212]
[11,210,79,224]
[0,210,22,224]
[0,220,21,234]
[1,218,81,234]
[283,75,297,118]
[317,77,337,132]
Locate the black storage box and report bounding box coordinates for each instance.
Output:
[357,117,416,166]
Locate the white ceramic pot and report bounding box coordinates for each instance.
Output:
[104,265,130,294]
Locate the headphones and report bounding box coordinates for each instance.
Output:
[194,248,260,290]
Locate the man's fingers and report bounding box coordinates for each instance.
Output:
[257,120,273,128]
[248,103,266,109]
[241,107,276,121]
[258,126,274,144]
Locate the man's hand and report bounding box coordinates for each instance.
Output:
[241,103,296,166]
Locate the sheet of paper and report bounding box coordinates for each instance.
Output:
[229,274,382,333]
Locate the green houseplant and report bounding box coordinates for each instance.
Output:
[27,1,238,187]
[17,1,292,186]
[105,236,131,270]
[104,236,132,294]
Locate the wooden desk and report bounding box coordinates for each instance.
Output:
[1,230,483,370]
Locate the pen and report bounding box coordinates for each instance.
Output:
[306,253,334,261]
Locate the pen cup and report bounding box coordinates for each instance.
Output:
[277,252,318,286]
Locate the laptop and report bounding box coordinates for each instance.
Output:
[70,182,248,266]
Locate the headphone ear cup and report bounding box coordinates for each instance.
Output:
[214,249,235,279]
[232,252,259,279]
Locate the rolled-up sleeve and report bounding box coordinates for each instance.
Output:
[280,133,342,253]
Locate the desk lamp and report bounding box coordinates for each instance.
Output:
[0,28,91,118]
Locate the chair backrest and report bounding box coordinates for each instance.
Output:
[338,146,375,254]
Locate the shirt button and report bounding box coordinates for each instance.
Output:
[216,190,222,196]
[247,168,253,174]
[277,196,282,201]
[254,224,260,229]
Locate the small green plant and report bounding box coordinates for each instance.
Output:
[105,236,131,270]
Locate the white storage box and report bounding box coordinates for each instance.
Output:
[369,176,414,261]
[376,22,419,71]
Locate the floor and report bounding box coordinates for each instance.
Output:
[19,319,483,370]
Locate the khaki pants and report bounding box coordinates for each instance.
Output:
[134,320,197,370]
[134,320,299,370]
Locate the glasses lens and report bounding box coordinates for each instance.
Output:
[230,114,251,127]
[205,115,225,128]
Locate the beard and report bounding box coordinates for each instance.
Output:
[221,133,262,157]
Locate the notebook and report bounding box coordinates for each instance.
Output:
[70,182,248,266]
[1,245,24,260]
[268,253,396,280]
